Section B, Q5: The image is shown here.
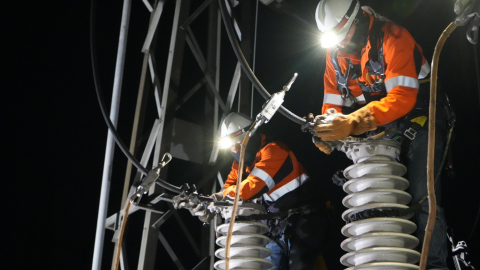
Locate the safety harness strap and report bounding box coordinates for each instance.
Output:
[361,18,387,93]
[332,48,355,99]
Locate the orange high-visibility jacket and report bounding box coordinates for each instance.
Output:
[322,12,430,126]
[222,135,308,201]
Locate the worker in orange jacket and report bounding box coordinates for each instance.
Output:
[217,112,330,270]
[313,1,450,269]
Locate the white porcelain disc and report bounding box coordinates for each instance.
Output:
[216,234,271,248]
[344,161,407,179]
[342,203,412,221]
[215,246,271,259]
[343,189,412,208]
[342,217,417,237]
[216,222,269,235]
[343,175,409,194]
[214,257,273,270]
[340,247,421,266]
[345,140,401,164]
[341,232,419,252]
[345,262,420,270]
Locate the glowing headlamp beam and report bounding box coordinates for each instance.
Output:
[219,137,233,149]
[320,31,340,48]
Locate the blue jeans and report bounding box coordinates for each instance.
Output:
[403,115,449,270]
[266,236,289,270]
[266,213,328,270]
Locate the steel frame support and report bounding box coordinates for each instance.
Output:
[137,0,190,269]
[92,0,132,269]
[121,1,162,207]
[142,1,166,53]
[120,240,130,270]
[158,232,187,270]
[185,27,228,113]
[94,0,258,269]
[172,208,201,257]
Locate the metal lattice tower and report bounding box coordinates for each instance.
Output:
[92,0,260,269]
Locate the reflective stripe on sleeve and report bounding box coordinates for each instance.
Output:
[323,93,356,107]
[263,174,309,202]
[385,76,419,93]
[250,168,275,190]
[418,62,430,79]
[356,94,366,104]
[323,93,344,106]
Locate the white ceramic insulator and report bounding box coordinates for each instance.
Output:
[340,140,420,270]
[214,216,273,269]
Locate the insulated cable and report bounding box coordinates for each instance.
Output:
[419,22,457,270]
[90,0,182,194]
[90,0,148,175]
[217,0,306,126]
[112,201,131,270]
[224,122,255,270]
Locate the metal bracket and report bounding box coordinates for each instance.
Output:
[404,127,417,140]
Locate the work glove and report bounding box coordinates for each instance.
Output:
[190,204,216,224]
[172,194,190,210]
[314,107,377,141]
[212,191,224,201]
[222,186,236,198]
[311,134,334,155]
[315,141,333,155]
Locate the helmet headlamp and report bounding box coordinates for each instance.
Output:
[219,129,246,149]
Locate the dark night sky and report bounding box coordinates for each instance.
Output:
[4,0,480,269]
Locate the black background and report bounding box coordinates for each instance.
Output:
[4,0,480,269]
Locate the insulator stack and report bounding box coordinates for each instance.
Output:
[339,139,421,270]
[214,203,273,270]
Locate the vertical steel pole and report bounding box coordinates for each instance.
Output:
[250,0,258,118]
[92,0,132,269]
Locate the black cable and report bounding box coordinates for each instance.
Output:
[217,0,306,125]
[90,0,148,175]
[90,0,182,194]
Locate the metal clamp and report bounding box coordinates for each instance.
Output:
[159,152,173,169]
[404,127,417,140]
[129,152,173,205]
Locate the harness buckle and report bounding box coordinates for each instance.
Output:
[375,73,386,83]
[340,86,351,98]
[404,127,417,140]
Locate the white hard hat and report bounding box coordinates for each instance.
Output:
[219,113,253,149]
[316,0,360,48]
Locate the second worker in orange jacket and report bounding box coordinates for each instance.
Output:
[217,112,331,270]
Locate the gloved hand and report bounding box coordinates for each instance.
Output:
[190,204,215,223]
[315,141,333,155]
[222,186,236,198]
[314,106,377,141]
[212,191,224,201]
[172,194,190,209]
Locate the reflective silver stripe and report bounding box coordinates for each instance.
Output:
[324,93,356,107]
[385,76,419,93]
[250,168,275,190]
[356,94,366,104]
[323,93,344,106]
[264,174,309,202]
[418,62,430,79]
[344,97,355,107]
